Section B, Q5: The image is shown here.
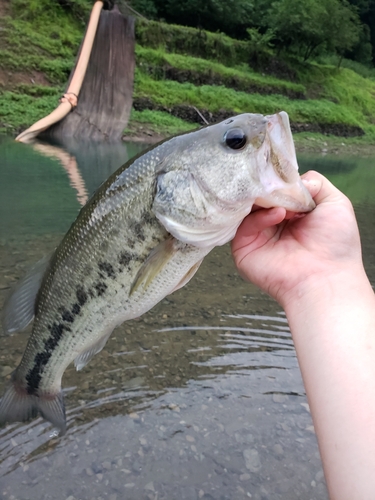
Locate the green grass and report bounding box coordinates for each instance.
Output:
[3,18,81,58]
[135,19,249,67]
[135,45,306,97]
[0,90,60,131]
[0,1,375,150]
[316,54,375,79]
[295,62,375,120]
[125,109,197,136]
[134,72,368,128]
[0,5,83,84]
[0,49,73,82]
[133,46,375,136]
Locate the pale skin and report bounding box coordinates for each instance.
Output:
[231,170,375,500]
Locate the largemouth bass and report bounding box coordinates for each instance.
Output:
[0,112,314,434]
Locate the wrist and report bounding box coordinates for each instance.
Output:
[280,262,372,317]
[281,263,375,500]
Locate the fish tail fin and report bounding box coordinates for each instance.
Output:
[0,375,66,435]
[0,378,37,424]
[38,392,66,435]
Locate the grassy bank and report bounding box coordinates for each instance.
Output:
[123,109,375,158]
[0,1,374,156]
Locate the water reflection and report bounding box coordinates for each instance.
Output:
[54,137,147,197]
[0,136,146,238]
[2,141,374,499]
[33,142,89,206]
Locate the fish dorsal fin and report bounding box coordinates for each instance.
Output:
[74,331,113,371]
[1,254,51,335]
[130,237,178,296]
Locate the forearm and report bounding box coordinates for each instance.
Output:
[283,265,375,500]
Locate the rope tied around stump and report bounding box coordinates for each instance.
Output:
[59,92,78,110]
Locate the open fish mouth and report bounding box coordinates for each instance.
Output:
[255,177,315,213]
[254,111,315,213]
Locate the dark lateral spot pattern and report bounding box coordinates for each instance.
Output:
[76,286,88,306]
[118,251,134,267]
[130,221,145,242]
[26,322,71,395]
[98,261,116,279]
[142,211,155,225]
[95,281,108,296]
[127,238,136,249]
[25,284,93,394]
[61,308,74,323]
[72,303,81,315]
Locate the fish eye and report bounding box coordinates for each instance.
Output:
[224,128,247,150]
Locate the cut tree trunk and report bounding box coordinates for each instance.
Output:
[45,6,135,141]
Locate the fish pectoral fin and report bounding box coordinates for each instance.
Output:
[1,254,52,335]
[74,331,113,371]
[130,237,178,296]
[170,259,203,294]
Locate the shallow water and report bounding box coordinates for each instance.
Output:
[0,137,375,500]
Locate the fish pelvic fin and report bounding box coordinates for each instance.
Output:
[170,259,203,294]
[129,236,178,296]
[74,330,113,371]
[0,374,66,435]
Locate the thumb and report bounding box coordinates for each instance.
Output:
[301,171,342,205]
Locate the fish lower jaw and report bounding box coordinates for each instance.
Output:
[254,184,315,213]
[156,212,251,248]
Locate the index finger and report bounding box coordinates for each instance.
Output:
[231,207,286,253]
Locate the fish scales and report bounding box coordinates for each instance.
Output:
[0,112,315,433]
[19,143,206,392]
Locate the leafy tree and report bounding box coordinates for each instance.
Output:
[325,0,361,66]
[128,0,158,19]
[132,0,254,38]
[247,0,273,28]
[267,0,361,62]
[129,0,373,66]
[349,23,373,65]
[346,0,371,16]
[266,0,328,60]
[347,0,375,64]
[246,27,274,67]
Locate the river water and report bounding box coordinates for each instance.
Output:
[0,136,374,500]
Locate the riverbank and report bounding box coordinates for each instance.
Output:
[0,1,375,158]
[123,116,375,158]
[2,110,375,159]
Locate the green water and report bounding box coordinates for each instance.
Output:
[0,137,145,238]
[0,136,374,500]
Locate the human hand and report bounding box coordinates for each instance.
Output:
[231,171,362,308]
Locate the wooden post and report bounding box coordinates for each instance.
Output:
[45,5,135,141]
[16,2,135,143]
[16,1,104,143]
